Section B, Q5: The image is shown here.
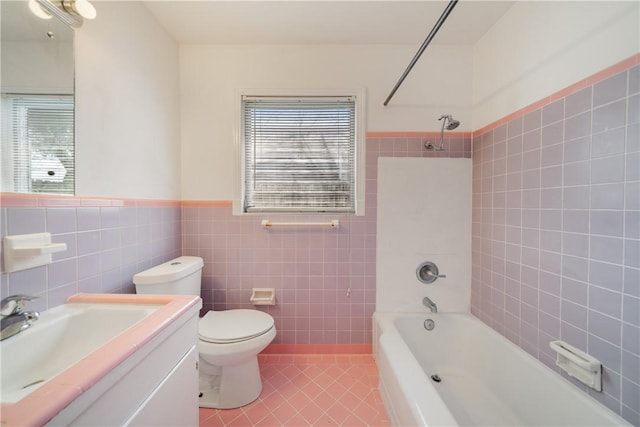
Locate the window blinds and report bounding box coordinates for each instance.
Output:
[6,95,74,194]
[242,96,356,213]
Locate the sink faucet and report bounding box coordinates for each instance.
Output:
[422,296,437,313]
[1,295,40,341]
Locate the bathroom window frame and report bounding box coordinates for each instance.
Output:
[233,88,366,216]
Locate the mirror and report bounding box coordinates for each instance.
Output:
[1,0,75,194]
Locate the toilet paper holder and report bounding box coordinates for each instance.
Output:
[250,288,276,306]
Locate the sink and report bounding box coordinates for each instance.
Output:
[0,302,160,403]
[0,293,201,427]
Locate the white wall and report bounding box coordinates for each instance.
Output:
[74,2,181,199]
[179,44,473,200]
[473,0,640,129]
[376,158,472,313]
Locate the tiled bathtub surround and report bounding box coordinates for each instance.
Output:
[182,134,471,346]
[471,63,640,423]
[0,198,182,312]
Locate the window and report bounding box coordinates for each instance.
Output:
[241,95,361,213]
[1,95,74,194]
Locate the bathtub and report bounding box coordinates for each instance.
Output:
[373,312,630,426]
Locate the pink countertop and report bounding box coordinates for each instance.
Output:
[0,293,202,427]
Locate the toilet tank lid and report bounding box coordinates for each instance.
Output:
[133,256,204,285]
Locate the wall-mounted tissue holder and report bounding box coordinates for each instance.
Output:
[250,288,276,306]
[3,232,67,273]
[550,340,602,391]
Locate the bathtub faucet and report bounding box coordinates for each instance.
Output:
[422,297,437,313]
[1,295,39,341]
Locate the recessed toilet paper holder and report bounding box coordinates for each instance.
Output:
[250,288,276,306]
[416,261,446,284]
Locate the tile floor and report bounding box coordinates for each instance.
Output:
[199,354,390,426]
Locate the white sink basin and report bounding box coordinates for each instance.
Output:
[0,302,160,403]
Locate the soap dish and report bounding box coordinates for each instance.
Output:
[250,288,276,306]
[549,340,602,391]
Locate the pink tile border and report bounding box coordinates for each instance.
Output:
[181,200,233,207]
[0,293,201,427]
[0,193,230,209]
[474,53,640,136]
[0,193,39,208]
[366,131,473,138]
[0,193,182,208]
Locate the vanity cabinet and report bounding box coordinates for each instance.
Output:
[45,306,199,427]
[125,346,198,426]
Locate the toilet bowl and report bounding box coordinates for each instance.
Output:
[198,309,276,408]
[133,256,276,409]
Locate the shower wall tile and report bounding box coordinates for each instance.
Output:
[592,100,627,133]
[591,183,625,210]
[46,208,77,234]
[564,138,590,165]
[543,99,565,125]
[629,94,640,124]
[7,209,46,234]
[565,87,593,117]
[630,66,640,95]
[591,127,626,158]
[0,204,182,311]
[593,71,628,106]
[542,121,564,146]
[523,110,542,133]
[184,135,471,346]
[471,64,640,424]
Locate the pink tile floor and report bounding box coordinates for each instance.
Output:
[199,354,390,426]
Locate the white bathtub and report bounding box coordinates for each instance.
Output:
[373,312,630,427]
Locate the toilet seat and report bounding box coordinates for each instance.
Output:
[199,309,274,344]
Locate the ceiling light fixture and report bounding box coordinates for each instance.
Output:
[28,0,97,27]
[62,0,97,20]
[28,0,53,20]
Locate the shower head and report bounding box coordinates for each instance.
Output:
[445,118,460,130]
[424,114,461,151]
[439,114,460,130]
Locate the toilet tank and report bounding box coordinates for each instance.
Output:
[133,256,203,296]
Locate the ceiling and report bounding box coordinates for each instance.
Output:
[143,1,515,45]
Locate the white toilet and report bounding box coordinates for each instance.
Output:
[133,256,276,409]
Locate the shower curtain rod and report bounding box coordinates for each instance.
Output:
[383,0,459,106]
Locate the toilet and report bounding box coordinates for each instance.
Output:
[133,256,276,409]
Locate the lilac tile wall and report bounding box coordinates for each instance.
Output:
[183,135,471,345]
[0,204,182,313]
[471,65,639,424]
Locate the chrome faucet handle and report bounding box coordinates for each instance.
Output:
[426,270,447,279]
[416,261,446,284]
[0,311,40,341]
[0,295,38,317]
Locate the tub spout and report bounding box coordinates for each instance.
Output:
[422,297,437,313]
